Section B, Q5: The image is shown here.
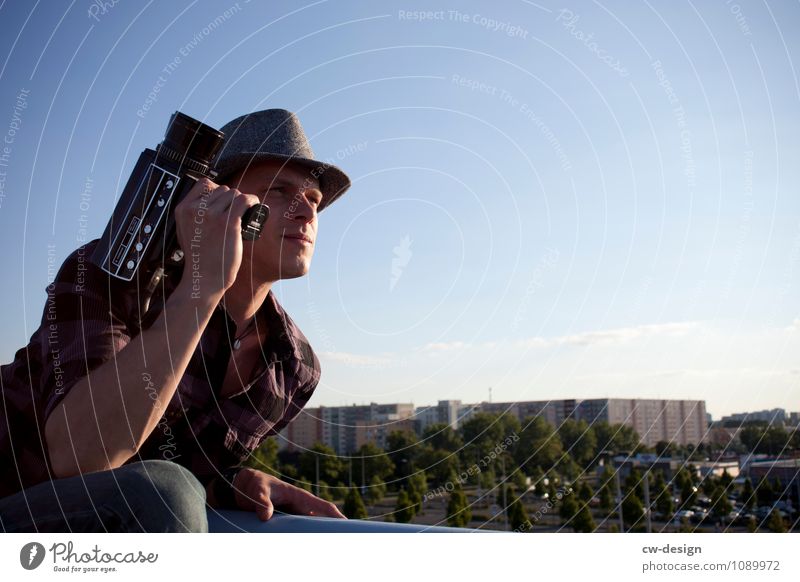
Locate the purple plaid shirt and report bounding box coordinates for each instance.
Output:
[0,239,320,500]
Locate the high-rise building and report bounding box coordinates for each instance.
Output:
[721,408,787,426]
[414,399,467,433]
[277,397,710,452]
[276,406,322,453]
[476,398,708,448]
[279,402,416,455]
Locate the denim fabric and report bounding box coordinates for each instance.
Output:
[0,460,207,533]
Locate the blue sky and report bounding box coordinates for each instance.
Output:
[0,0,798,418]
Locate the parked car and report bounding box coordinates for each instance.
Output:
[754,506,772,520]
[690,509,709,524]
[673,509,695,522]
[725,510,743,525]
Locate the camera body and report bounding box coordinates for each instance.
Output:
[90,111,268,308]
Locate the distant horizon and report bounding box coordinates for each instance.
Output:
[297,394,798,422]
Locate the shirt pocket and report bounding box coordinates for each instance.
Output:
[220,372,287,458]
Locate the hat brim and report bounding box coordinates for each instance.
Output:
[214,152,351,212]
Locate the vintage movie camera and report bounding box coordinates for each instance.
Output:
[90,111,269,312]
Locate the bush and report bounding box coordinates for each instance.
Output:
[343,487,368,519]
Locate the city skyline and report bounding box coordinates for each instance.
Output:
[289,394,800,424]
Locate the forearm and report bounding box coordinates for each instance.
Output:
[45,282,221,478]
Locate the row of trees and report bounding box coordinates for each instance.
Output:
[738,423,800,456]
[581,465,795,533]
[244,413,641,501]
[242,411,798,529]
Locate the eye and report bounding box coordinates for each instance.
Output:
[263,186,289,197]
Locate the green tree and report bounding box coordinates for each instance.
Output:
[572,503,596,532]
[446,483,471,527]
[577,481,593,503]
[243,437,280,475]
[653,471,674,519]
[460,412,519,472]
[407,471,427,515]
[557,456,581,481]
[655,440,675,457]
[710,486,732,522]
[622,494,645,531]
[701,477,717,497]
[316,480,334,502]
[756,478,774,507]
[364,474,387,506]
[351,442,395,487]
[422,423,463,452]
[675,468,697,507]
[741,478,755,511]
[512,469,529,493]
[766,509,787,533]
[739,424,765,452]
[558,419,597,466]
[507,492,529,531]
[624,468,644,500]
[386,431,420,484]
[343,487,368,519]
[298,443,344,488]
[514,416,563,475]
[773,477,784,501]
[680,479,697,508]
[592,421,640,456]
[598,468,615,513]
[478,467,496,490]
[740,424,792,455]
[763,427,790,455]
[559,492,579,525]
[394,488,415,523]
[416,445,459,487]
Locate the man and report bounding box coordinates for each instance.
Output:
[0,109,350,532]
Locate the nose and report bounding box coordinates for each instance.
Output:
[289,190,318,223]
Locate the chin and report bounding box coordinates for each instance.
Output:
[279,258,312,279]
[280,268,309,280]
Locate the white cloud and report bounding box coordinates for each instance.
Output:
[318,350,396,369]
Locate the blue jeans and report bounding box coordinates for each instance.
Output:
[0,460,208,533]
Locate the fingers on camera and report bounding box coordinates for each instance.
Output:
[206,185,234,212]
[229,192,259,219]
[187,177,218,202]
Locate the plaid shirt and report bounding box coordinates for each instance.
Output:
[0,239,320,500]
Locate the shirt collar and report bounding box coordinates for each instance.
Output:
[217,289,300,364]
[143,268,302,364]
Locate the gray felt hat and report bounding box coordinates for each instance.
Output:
[213,109,351,212]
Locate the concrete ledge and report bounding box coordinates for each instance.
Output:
[207,510,476,533]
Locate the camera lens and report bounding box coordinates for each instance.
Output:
[163,111,225,168]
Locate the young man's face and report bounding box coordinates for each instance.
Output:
[225,158,322,281]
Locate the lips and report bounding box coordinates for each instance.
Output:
[283,233,313,244]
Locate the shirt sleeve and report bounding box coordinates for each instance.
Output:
[264,372,319,438]
[39,244,134,423]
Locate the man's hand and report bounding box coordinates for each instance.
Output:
[174,177,262,299]
[233,467,347,521]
